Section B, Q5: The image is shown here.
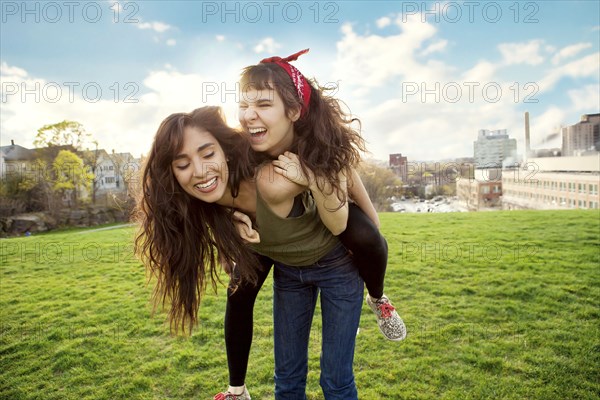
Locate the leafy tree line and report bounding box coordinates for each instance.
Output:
[356,162,402,211]
[2,120,411,215]
[1,121,95,215]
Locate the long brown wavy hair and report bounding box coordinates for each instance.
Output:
[134,106,259,335]
[240,62,367,204]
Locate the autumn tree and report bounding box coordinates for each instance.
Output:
[34,120,92,150]
[0,159,54,213]
[52,150,94,206]
[18,159,54,211]
[356,161,402,211]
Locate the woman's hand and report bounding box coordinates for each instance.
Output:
[232,211,260,244]
[272,151,314,188]
[219,254,235,275]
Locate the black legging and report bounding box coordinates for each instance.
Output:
[225,254,273,387]
[339,202,388,298]
[224,203,388,386]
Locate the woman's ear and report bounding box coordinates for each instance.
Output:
[290,106,301,122]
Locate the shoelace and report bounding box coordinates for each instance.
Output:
[214,393,242,400]
[378,303,396,318]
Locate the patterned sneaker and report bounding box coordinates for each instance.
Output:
[366,294,407,341]
[213,387,251,400]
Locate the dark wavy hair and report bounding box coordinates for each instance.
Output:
[133,106,259,335]
[240,62,367,203]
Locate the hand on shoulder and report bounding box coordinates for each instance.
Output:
[256,161,304,205]
[272,151,314,188]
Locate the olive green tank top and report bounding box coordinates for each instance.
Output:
[249,190,340,266]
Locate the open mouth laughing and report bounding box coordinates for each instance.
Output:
[247,127,267,144]
[194,177,218,193]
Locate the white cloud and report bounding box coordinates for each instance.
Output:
[0,62,27,78]
[498,40,545,66]
[137,21,172,33]
[327,13,594,160]
[567,85,600,113]
[253,38,281,54]
[359,96,522,161]
[166,39,176,46]
[421,39,448,56]
[3,7,598,164]
[0,63,241,159]
[376,16,391,28]
[333,15,441,96]
[538,52,600,93]
[551,42,593,65]
[461,61,497,82]
[1,64,118,151]
[327,14,541,160]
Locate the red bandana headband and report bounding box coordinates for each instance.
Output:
[260,48,312,117]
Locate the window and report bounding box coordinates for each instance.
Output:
[105,177,115,184]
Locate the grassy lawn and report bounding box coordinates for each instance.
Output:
[1,210,598,399]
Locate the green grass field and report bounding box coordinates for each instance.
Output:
[1,210,599,399]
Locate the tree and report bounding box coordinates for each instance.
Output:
[34,121,92,150]
[0,159,53,214]
[80,141,100,204]
[52,150,94,206]
[18,159,54,211]
[357,162,402,211]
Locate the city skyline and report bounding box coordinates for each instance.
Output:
[1,1,599,161]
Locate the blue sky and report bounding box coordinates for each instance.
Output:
[1,0,599,161]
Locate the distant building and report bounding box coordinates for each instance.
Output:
[1,141,139,207]
[561,113,600,156]
[502,155,600,210]
[0,141,37,178]
[88,149,139,205]
[456,168,502,210]
[389,153,408,182]
[474,129,517,168]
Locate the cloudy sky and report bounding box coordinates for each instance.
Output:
[1,0,599,162]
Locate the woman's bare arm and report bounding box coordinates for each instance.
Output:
[271,152,348,236]
[348,167,380,228]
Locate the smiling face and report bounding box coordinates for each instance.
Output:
[238,83,301,157]
[171,126,229,204]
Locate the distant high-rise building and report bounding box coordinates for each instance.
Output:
[389,153,408,181]
[473,129,517,168]
[561,113,600,156]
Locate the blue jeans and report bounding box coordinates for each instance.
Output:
[273,243,364,400]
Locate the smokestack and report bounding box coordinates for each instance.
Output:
[525,112,531,159]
